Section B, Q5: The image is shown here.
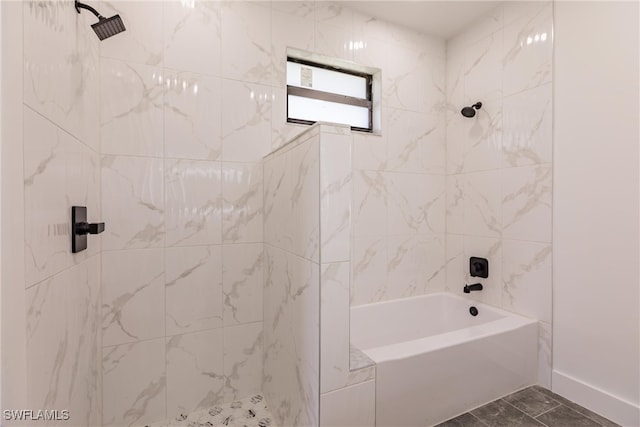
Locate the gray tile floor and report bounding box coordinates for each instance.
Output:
[437,386,620,427]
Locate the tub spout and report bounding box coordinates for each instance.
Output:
[464,283,483,293]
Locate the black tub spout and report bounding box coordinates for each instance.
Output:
[464,283,483,293]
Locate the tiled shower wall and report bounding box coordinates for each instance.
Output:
[23,1,102,425]
[97,1,448,425]
[98,1,265,425]
[444,2,553,387]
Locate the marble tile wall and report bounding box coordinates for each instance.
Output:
[344,6,448,306]
[23,0,102,425]
[444,1,554,388]
[263,126,322,427]
[96,1,449,425]
[21,1,546,426]
[99,1,267,425]
[263,124,364,426]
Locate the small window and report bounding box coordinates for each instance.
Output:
[286,57,373,132]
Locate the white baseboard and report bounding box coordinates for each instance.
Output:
[552,370,639,426]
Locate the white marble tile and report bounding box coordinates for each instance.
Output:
[444,234,465,294]
[417,51,447,116]
[99,1,164,66]
[385,234,426,299]
[102,339,166,427]
[446,98,503,174]
[351,236,387,306]
[24,0,100,151]
[446,174,465,236]
[26,247,67,427]
[381,42,421,111]
[289,138,320,261]
[420,234,448,294]
[271,9,315,87]
[70,256,102,427]
[222,162,263,244]
[346,366,376,388]
[445,49,465,110]
[349,346,376,372]
[166,329,224,419]
[27,257,101,427]
[101,155,164,250]
[223,322,263,402]
[351,36,388,72]
[503,2,553,96]
[465,31,503,103]
[102,249,165,346]
[501,165,552,243]
[315,22,352,62]
[272,1,315,19]
[165,245,223,336]
[263,246,320,427]
[221,80,272,162]
[352,170,387,238]
[352,132,387,172]
[352,9,389,45]
[463,170,502,238]
[320,262,350,393]
[386,20,432,51]
[263,148,292,250]
[387,234,446,299]
[503,1,551,26]
[320,133,352,263]
[537,321,552,389]
[222,243,264,326]
[164,71,222,161]
[387,109,444,173]
[221,2,271,85]
[320,380,375,427]
[165,159,222,247]
[502,240,552,323]
[315,2,353,29]
[387,172,446,235]
[24,107,100,287]
[100,59,164,157]
[502,84,552,167]
[164,0,221,75]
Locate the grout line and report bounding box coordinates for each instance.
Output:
[533,402,563,419]
[468,411,491,427]
[500,398,546,424]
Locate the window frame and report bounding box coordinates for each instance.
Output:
[286,57,374,133]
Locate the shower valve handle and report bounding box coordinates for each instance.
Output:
[76,221,105,235]
[71,206,105,253]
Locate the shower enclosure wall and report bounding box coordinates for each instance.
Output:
[4,0,553,426]
[263,123,359,426]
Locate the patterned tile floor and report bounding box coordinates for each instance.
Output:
[437,385,620,427]
[141,394,275,427]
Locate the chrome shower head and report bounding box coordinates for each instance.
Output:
[75,0,126,41]
[461,102,482,118]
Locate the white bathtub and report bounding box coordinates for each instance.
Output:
[351,292,538,426]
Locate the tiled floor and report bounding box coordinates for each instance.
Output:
[140,394,275,427]
[437,386,620,427]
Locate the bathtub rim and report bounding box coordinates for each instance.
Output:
[350,291,538,364]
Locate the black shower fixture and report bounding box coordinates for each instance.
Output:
[460,102,482,118]
[75,0,126,41]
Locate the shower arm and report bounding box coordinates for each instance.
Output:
[74,0,105,20]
